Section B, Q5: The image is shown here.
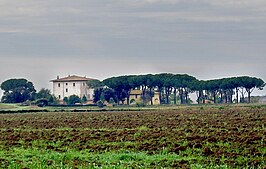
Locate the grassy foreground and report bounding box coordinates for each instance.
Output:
[0,105,265,168]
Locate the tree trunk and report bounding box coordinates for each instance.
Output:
[185,91,188,104]
[213,91,216,104]
[196,91,200,104]
[150,88,153,105]
[202,90,206,104]
[174,88,177,104]
[158,87,162,105]
[126,93,130,105]
[220,92,223,103]
[201,90,204,104]
[225,94,228,103]
[229,90,233,103]
[142,86,146,105]
[179,89,184,104]
[235,88,239,103]
[166,87,170,104]
[248,90,251,103]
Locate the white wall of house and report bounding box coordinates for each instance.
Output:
[53,81,94,100]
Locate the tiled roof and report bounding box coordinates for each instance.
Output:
[51,75,95,82]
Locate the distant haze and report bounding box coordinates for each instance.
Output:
[0,0,265,97]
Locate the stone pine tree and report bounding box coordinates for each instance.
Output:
[1,78,36,103]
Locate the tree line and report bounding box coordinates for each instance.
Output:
[0,79,89,106]
[0,78,57,106]
[91,74,265,105]
[0,74,265,105]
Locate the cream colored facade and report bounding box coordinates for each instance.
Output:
[129,89,160,105]
[51,75,94,101]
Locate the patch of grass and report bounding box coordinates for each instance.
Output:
[0,147,240,169]
[0,103,20,110]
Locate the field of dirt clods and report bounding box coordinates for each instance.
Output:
[0,106,265,168]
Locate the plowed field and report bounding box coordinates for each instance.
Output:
[0,106,265,168]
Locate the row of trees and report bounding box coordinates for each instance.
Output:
[1,74,265,105]
[192,76,264,104]
[0,78,57,105]
[91,74,265,105]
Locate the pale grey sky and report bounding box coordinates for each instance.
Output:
[0,0,265,96]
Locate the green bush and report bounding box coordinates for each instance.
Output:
[97,100,104,108]
[136,102,145,107]
[34,99,49,107]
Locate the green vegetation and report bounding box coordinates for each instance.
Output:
[0,74,264,107]
[0,106,265,168]
[0,78,36,103]
[0,103,19,110]
[101,74,264,105]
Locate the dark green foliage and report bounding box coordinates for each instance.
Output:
[68,95,81,105]
[103,73,198,105]
[96,100,104,108]
[62,95,82,105]
[102,74,264,105]
[93,88,103,103]
[34,98,49,107]
[63,97,69,104]
[35,88,57,105]
[1,78,36,103]
[81,95,87,103]
[102,88,116,103]
[87,79,104,89]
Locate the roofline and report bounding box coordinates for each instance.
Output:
[50,75,96,82]
[50,79,93,82]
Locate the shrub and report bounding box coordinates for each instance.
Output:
[136,102,145,107]
[68,95,81,105]
[34,99,49,107]
[97,100,104,108]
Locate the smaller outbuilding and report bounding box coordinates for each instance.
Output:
[129,89,160,105]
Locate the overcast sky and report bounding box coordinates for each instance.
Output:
[0,0,266,96]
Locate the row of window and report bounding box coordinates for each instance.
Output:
[57,83,86,87]
[58,83,75,87]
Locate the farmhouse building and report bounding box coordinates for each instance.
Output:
[51,75,95,101]
[129,89,160,105]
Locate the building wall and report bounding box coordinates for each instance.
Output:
[129,94,142,104]
[129,92,161,105]
[152,92,160,105]
[53,81,94,100]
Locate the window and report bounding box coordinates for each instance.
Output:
[66,83,68,86]
[73,83,75,87]
[88,94,90,99]
[59,95,61,99]
[135,95,138,99]
[58,83,60,87]
[83,83,85,86]
[66,89,68,92]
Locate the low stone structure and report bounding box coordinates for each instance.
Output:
[129,89,160,105]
